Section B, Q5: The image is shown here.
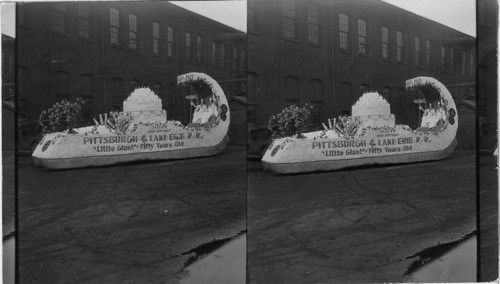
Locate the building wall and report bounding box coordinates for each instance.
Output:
[2,35,15,100]
[17,2,246,132]
[248,0,476,131]
[477,0,498,150]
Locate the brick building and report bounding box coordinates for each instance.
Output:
[247,0,475,133]
[16,1,246,143]
[2,34,15,150]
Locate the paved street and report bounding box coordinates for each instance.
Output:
[248,150,476,283]
[17,146,246,283]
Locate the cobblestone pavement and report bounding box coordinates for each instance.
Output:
[248,150,476,283]
[17,146,246,283]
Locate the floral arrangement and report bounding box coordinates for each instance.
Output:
[407,82,442,104]
[39,98,85,134]
[105,111,133,135]
[268,103,312,139]
[334,115,361,138]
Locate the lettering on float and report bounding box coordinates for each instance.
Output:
[83,131,203,153]
[311,133,433,157]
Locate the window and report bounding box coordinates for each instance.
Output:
[310,79,323,101]
[152,22,160,54]
[241,49,245,71]
[340,82,352,115]
[80,74,93,120]
[52,3,66,33]
[110,8,119,45]
[311,83,324,124]
[197,36,203,64]
[110,78,123,108]
[396,31,403,62]
[339,13,349,51]
[311,103,323,125]
[450,47,456,72]
[462,51,467,74]
[167,26,174,58]
[211,42,217,67]
[414,36,421,66]
[381,26,389,59]
[441,46,446,71]
[470,53,475,75]
[221,43,226,69]
[425,40,432,67]
[78,3,90,39]
[185,32,192,61]
[80,74,93,98]
[233,47,238,70]
[282,0,295,39]
[358,19,368,55]
[284,76,299,103]
[54,71,70,101]
[248,104,257,124]
[129,14,137,50]
[308,3,319,44]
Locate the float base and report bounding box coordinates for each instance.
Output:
[262,139,457,174]
[33,135,229,170]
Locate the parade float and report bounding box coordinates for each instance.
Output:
[32,72,230,169]
[262,77,458,174]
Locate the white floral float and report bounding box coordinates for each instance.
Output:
[262,77,458,174]
[32,72,230,169]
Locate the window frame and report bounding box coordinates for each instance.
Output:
[167,26,174,58]
[211,41,217,68]
[339,13,349,51]
[425,40,432,68]
[282,0,296,40]
[110,8,120,46]
[307,3,320,45]
[152,21,160,55]
[78,3,90,39]
[441,46,446,71]
[196,35,203,64]
[358,19,368,55]
[128,14,138,50]
[233,46,238,71]
[185,32,192,62]
[381,26,389,59]
[462,51,467,75]
[396,30,403,63]
[52,2,66,34]
[221,43,226,69]
[414,36,421,66]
